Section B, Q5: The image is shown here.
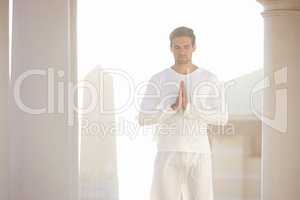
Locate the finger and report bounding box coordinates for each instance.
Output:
[179,81,184,97]
[178,88,183,105]
[182,88,186,108]
[180,80,184,89]
[179,82,183,93]
[182,81,186,95]
[182,83,186,96]
[182,82,188,108]
[182,81,186,93]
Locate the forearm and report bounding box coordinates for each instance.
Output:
[183,102,229,125]
[138,104,177,126]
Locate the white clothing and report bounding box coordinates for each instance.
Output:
[150,151,214,200]
[138,67,228,153]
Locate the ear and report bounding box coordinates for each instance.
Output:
[192,44,196,52]
[170,44,174,52]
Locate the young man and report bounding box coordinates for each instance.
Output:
[138,26,228,200]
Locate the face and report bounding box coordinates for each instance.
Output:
[170,36,196,65]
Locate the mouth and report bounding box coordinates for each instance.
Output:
[176,58,189,64]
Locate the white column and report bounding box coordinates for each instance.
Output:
[0,0,9,199]
[9,0,78,200]
[80,67,119,200]
[257,0,300,199]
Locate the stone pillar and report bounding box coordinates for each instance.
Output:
[257,0,300,199]
[80,67,119,200]
[9,0,78,200]
[0,0,9,199]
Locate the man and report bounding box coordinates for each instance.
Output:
[138,26,228,200]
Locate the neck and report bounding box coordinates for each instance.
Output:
[172,63,197,74]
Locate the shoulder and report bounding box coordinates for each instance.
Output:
[197,67,217,78]
[149,68,171,82]
[197,67,219,82]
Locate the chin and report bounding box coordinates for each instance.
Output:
[176,60,189,65]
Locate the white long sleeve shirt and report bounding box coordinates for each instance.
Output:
[137,67,228,153]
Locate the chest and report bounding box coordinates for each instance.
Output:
[159,77,211,97]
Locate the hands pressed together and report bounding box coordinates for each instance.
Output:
[171,80,188,112]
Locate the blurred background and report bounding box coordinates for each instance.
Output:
[77,0,263,200]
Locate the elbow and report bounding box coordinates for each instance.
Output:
[138,118,145,126]
[218,112,229,126]
[137,113,146,126]
[220,117,229,126]
[137,112,155,126]
[207,112,229,126]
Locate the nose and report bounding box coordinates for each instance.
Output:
[178,49,186,55]
[179,52,186,57]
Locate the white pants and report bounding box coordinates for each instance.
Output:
[150,151,214,200]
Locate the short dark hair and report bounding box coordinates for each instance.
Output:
[169,26,196,47]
